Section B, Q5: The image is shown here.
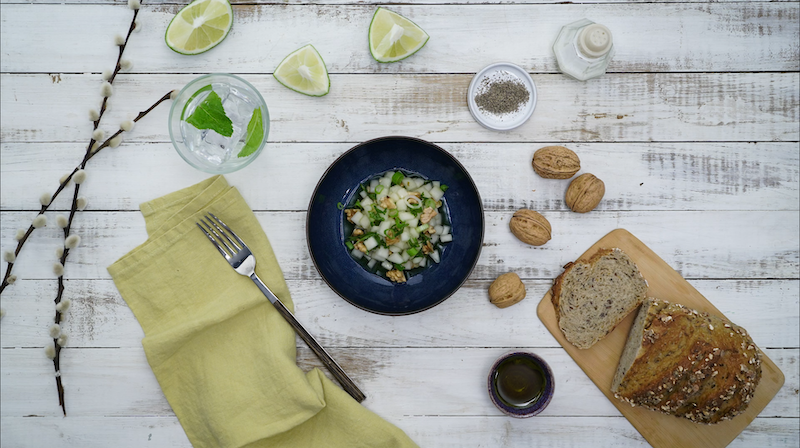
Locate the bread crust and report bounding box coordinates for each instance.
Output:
[551,248,646,349]
[613,299,762,424]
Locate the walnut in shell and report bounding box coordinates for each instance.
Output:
[532,146,581,179]
[565,173,605,213]
[489,272,526,308]
[509,209,551,246]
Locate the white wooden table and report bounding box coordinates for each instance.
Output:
[1,1,798,447]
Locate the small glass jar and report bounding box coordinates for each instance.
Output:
[553,19,615,81]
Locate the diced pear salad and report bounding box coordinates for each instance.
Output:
[341,171,452,283]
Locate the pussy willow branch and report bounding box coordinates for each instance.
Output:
[47,88,171,416]
[42,4,143,417]
[50,178,82,416]
[0,0,172,417]
[0,90,172,297]
[92,7,139,132]
[47,92,172,417]
[44,5,176,417]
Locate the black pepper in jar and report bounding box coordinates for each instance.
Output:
[474,71,530,116]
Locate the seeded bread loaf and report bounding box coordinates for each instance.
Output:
[551,248,648,349]
[612,298,762,424]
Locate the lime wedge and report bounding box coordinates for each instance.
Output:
[165,0,233,55]
[274,45,330,97]
[238,107,264,158]
[368,8,429,63]
[185,90,233,137]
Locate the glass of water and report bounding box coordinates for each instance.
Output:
[169,73,269,174]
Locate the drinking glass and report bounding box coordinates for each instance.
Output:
[169,73,269,174]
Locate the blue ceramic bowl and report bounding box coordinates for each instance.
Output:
[306,136,484,315]
[487,352,555,418]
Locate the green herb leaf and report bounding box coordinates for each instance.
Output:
[345,241,354,250]
[337,202,344,210]
[238,107,264,158]
[356,232,379,243]
[394,217,408,231]
[180,84,213,120]
[440,184,449,192]
[185,91,234,137]
[391,171,404,185]
[369,211,384,225]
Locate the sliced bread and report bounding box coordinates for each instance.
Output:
[612,298,761,424]
[551,248,648,349]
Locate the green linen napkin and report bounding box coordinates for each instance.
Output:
[108,175,418,448]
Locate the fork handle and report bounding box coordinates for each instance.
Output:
[249,274,367,403]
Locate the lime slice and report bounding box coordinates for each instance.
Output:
[273,45,330,97]
[165,0,233,55]
[368,8,429,63]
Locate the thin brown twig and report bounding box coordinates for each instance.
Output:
[0,90,172,297]
[92,7,139,131]
[51,179,82,416]
[0,0,175,417]
[43,3,180,416]
[43,7,142,417]
[44,85,170,415]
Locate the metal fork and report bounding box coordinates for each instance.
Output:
[197,212,366,403]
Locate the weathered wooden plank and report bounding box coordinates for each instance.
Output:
[2,72,798,143]
[1,210,798,281]
[1,4,798,73]
[0,414,797,448]
[0,279,796,349]
[397,415,799,448]
[1,414,796,448]
[1,0,794,5]
[0,416,191,448]
[0,347,796,419]
[2,142,798,212]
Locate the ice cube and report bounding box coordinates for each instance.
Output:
[202,130,234,160]
[223,87,256,130]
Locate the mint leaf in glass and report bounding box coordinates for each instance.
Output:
[185,90,233,137]
[180,84,213,120]
[237,107,264,158]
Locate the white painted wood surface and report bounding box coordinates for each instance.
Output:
[1,4,798,73]
[1,1,798,447]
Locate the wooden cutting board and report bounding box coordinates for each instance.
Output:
[537,229,785,448]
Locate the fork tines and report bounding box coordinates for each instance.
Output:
[197,213,246,258]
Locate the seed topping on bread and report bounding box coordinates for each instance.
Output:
[612,299,761,424]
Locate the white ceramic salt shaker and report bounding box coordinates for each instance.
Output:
[553,19,615,81]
